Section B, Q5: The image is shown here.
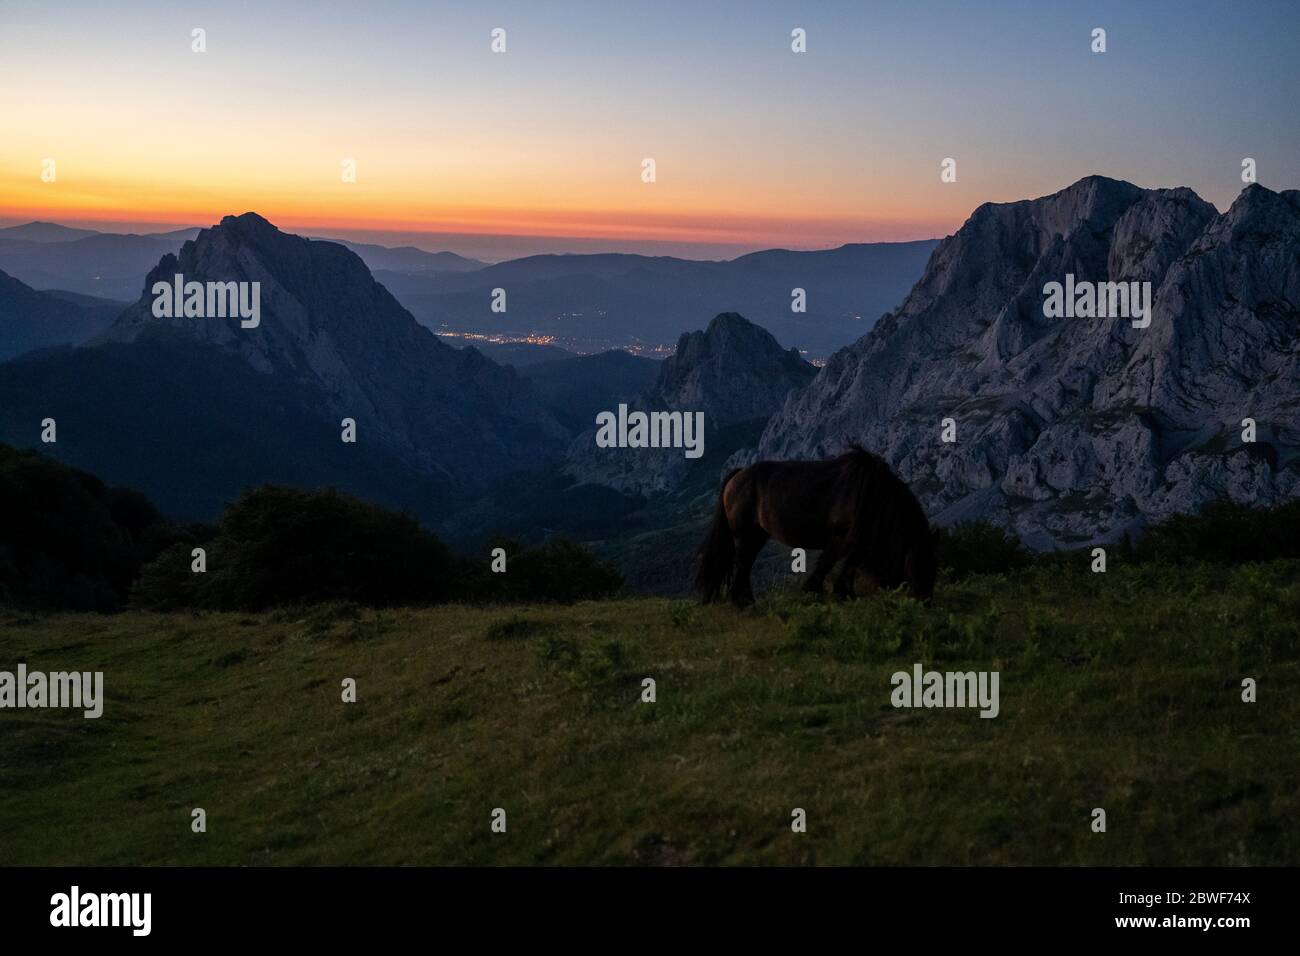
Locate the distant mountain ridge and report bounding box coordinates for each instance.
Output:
[310,237,485,274]
[0,268,124,360]
[0,214,567,521]
[0,221,103,243]
[0,219,934,358]
[0,232,192,301]
[755,176,1300,547]
[0,221,486,300]
[371,240,938,358]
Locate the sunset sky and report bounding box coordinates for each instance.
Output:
[2,0,1297,259]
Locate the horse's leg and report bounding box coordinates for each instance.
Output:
[803,546,839,596]
[730,529,769,607]
[832,565,853,600]
[833,553,858,600]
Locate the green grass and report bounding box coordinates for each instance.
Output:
[2,560,1297,866]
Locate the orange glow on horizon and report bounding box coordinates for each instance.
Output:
[0,178,956,248]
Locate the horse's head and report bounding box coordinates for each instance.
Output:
[904,525,940,603]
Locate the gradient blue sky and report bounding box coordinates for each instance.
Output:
[2,0,1297,258]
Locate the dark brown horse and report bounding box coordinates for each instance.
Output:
[693,447,938,606]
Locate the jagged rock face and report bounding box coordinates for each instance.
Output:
[98,213,567,486]
[566,312,816,496]
[653,313,817,424]
[756,177,1300,547]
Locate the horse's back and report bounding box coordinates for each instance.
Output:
[730,455,858,547]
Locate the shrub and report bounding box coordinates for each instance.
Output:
[134,485,461,610]
[1135,498,1300,564]
[130,540,205,610]
[0,443,179,610]
[473,536,623,603]
[935,521,1030,578]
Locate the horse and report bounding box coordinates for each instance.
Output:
[692,446,938,606]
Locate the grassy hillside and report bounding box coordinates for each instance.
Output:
[2,559,1297,865]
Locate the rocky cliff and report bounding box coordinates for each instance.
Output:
[566,312,816,496]
[755,176,1300,547]
[98,213,568,487]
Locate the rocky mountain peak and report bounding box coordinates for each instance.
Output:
[653,312,815,426]
[219,211,277,233]
[98,212,389,369]
[755,177,1300,547]
[566,312,815,497]
[91,213,567,486]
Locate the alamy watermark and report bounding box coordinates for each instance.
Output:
[1042,274,1152,328]
[0,665,103,718]
[50,886,150,936]
[890,663,999,718]
[152,274,261,328]
[595,403,705,459]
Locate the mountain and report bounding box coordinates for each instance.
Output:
[380,241,937,358]
[0,269,125,360]
[314,239,485,274]
[519,349,661,432]
[0,232,189,300]
[652,313,818,425]
[0,225,483,301]
[755,176,1300,547]
[143,228,203,242]
[0,220,932,359]
[0,221,101,243]
[445,339,574,367]
[0,214,567,522]
[566,313,817,497]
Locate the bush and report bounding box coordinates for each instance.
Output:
[472,536,623,603]
[129,539,206,610]
[935,521,1030,578]
[1134,498,1300,564]
[133,485,461,611]
[0,443,179,610]
[130,490,623,611]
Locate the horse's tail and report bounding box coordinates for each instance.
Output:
[693,468,740,603]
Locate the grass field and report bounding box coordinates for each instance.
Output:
[2,560,1297,866]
